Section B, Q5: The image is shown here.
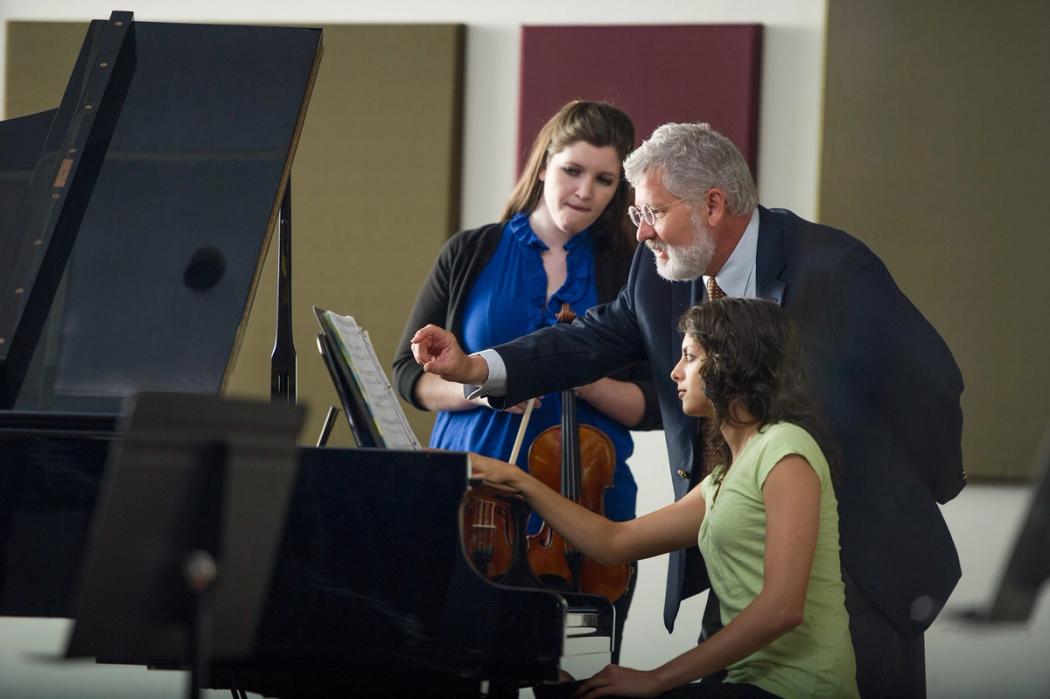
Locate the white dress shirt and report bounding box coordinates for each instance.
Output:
[704,207,760,299]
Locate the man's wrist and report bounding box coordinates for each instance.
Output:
[463,349,506,401]
[468,354,490,385]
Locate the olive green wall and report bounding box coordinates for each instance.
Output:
[4,23,86,118]
[6,21,463,445]
[820,0,1050,479]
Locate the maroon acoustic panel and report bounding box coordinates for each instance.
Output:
[518,24,762,177]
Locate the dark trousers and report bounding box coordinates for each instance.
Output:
[844,572,926,698]
[658,683,779,698]
[534,680,779,699]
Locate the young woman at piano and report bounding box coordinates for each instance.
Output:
[392,100,656,660]
[471,299,859,699]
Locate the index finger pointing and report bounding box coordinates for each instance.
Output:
[411,340,432,363]
[410,324,441,344]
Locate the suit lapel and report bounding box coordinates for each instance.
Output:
[671,277,702,484]
[670,279,696,350]
[756,206,787,305]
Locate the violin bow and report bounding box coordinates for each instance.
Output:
[507,397,537,464]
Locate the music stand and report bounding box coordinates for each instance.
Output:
[961,421,1050,624]
[64,392,304,698]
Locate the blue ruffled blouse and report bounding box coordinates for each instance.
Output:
[429,213,637,522]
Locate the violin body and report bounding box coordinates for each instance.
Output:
[462,483,540,587]
[462,489,515,579]
[525,424,631,602]
[519,303,631,602]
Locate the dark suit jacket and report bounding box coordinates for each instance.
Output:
[492,206,965,636]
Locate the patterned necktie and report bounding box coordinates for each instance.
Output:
[700,276,727,476]
[706,276,726,301]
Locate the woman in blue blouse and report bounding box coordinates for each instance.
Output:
[393,101,655,659]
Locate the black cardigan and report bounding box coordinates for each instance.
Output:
[392,222,659,428]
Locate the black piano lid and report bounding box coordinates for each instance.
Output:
[0,12,322,413]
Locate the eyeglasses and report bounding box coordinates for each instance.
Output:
[628,199,685,227]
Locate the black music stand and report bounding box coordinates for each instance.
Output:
[960,421,1050,624]
[313,307,382,448]
[64,392,304,698]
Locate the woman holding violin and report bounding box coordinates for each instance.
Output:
[471,299,859,699]
[393,100,656,659]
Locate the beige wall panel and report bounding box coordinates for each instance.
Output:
[821,1,1050,479]
[5,23,87,119]
[6,21,463,445]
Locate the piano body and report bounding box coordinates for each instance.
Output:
[0,12,612,697]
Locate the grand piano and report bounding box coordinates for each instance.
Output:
[0,12,612,697]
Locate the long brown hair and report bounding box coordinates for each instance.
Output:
[679,298,839,479]
[501,100,636,256]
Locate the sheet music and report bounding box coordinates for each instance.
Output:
[320,311,420,450]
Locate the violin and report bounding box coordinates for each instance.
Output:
[463,401,541,586]
[463,487,514,579]
[525,304,631,602]
[462,483,540,587]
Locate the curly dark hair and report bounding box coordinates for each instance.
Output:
[678,298,838,479]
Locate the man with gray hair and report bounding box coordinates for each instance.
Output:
[411,122,964,697]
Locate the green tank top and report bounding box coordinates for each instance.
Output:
[698,422,859,699]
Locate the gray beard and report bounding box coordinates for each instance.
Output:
[648,221,716,282]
